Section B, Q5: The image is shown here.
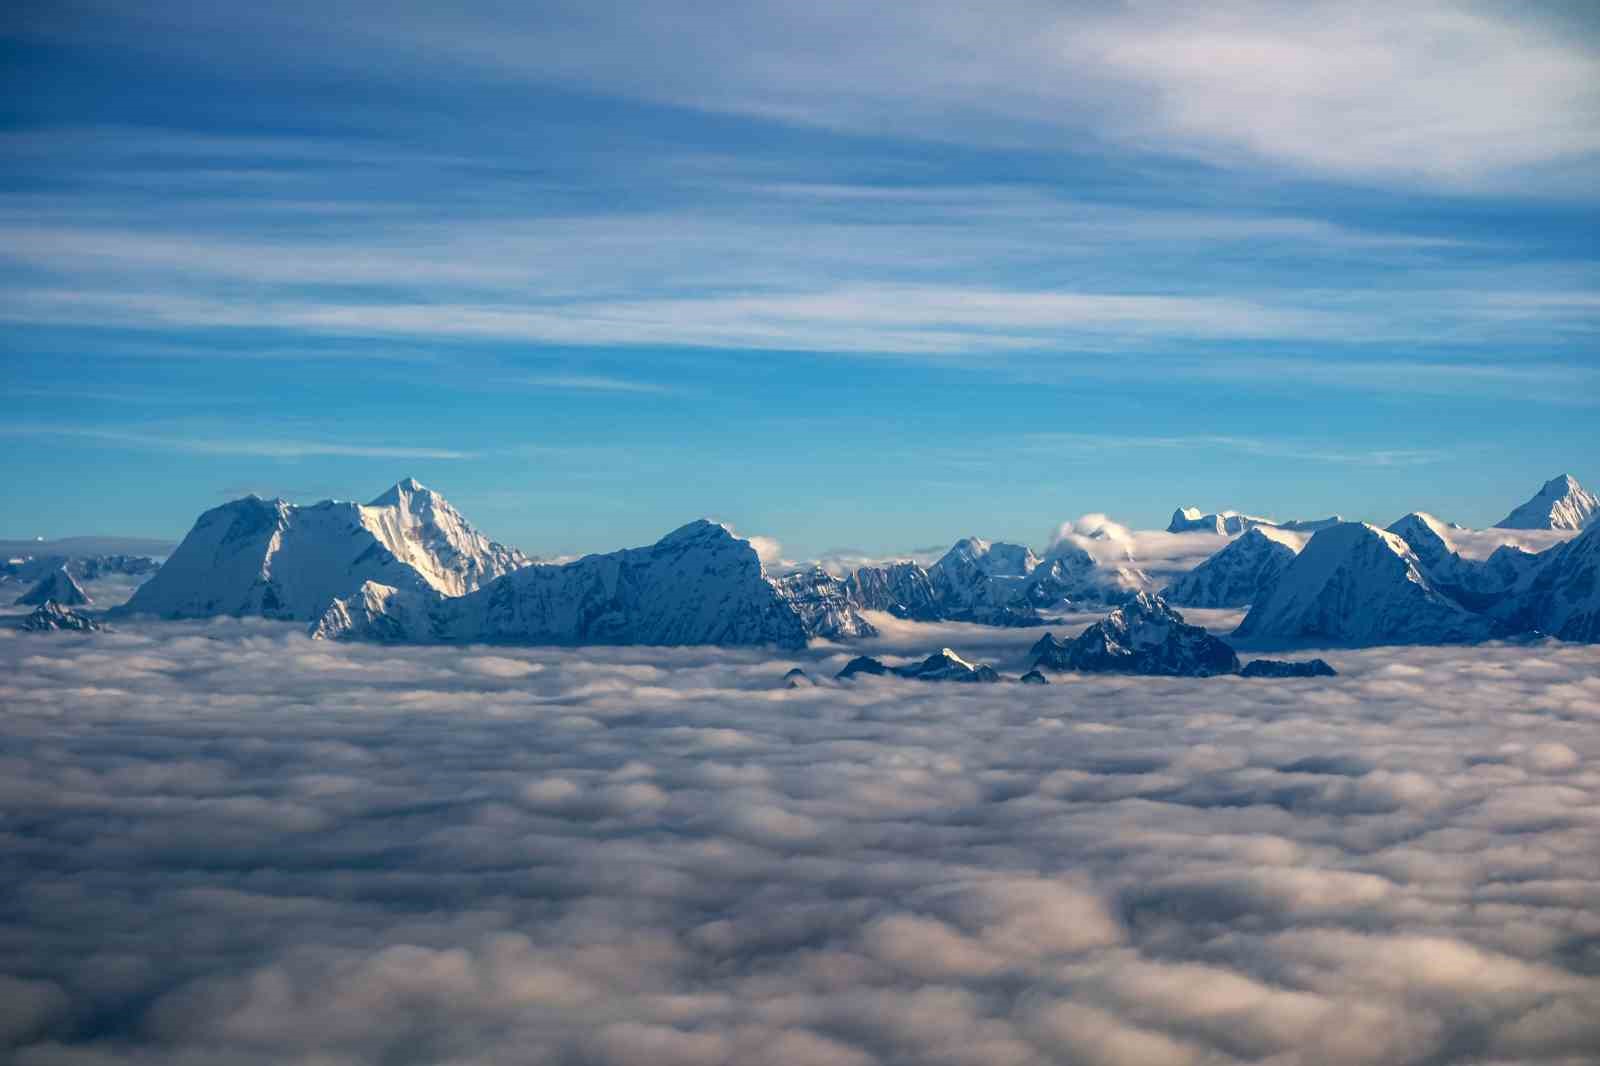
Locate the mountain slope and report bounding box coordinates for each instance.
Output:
[361,479,532,596]
[15,567,91,606]
[1495,474,1599,531]
[1499,525,1600,641]
[771,567,878,639]
[927,537,1040,615]
[315,520,814,649]
[1234,522,1496,645]
[1161,527,1298,607]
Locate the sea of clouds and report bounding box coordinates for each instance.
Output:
[2,617,1597,1066]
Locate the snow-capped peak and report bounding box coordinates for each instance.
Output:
[658,519,733,546]
[118,481,532,620]
[1235,521,1494,645]
[936,647,974,669]
[943,537,1038,576]
[367,477,430,507]
[1494,473,1599,531]
[1386,511,1459,557]
[357,480,533,597]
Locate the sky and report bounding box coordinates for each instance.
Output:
[3,617,1598,1064]
[2,0,1598,559]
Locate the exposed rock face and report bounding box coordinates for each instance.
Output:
[772,567,877,639]
[1234,523,1498,645]
[783,667,814,689]
[315,521,813,649]
[843,534,1143,627]
[1241,658,1337,678]
[1031,593,1240,677]
[16,567,92,607]
[836,655,890,679]
[844,561,942,620]
[1029,632,1072,667]
[1018,669,1049,685]
[1494,474,1599,531]
[1161,527,1298,608]
[19,601,103,632]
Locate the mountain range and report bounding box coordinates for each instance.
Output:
[85,473,1600,651]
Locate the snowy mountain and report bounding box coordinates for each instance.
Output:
[840,536,1135,628]
[118,480,530,621]
[1494,474,1599,531]
[15,567,91,606]
[1030,593,1239,676]
[772,567,878,639]
[1494,524,1600,642]
[315,520,817,649]
[19,601,103,632]
[1234,522,1497,645]
[927,537,1042,617]
[1384,512,1464,575]
[843,561,942,621]
[362,479,533,595]
[1161,527,1299,607]
[1029,539,1151,608]
[1380,511,1502,609]
[1167,507,1341,535]
[1477,544,1544,594]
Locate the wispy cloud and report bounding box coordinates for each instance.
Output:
[0,424,477,460]
[1014,432,1456,468]
[177,0,1597,190]
[513,374,680,394]
[0,284,1361,354]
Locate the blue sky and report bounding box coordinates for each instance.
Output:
[2,0,1597,559]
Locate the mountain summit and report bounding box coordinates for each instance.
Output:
[361,479,533,596]
[1494,474,1599,531]
[117,481,531,621]
[15,566,91,607]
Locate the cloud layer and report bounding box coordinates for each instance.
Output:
[2,620,1597,1064]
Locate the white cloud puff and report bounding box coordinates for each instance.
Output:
[0,619,1597,1064]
